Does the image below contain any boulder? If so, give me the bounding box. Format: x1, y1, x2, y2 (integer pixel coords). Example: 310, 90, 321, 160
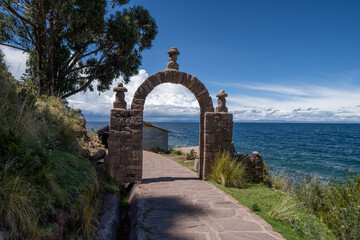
90, 149, 106, 161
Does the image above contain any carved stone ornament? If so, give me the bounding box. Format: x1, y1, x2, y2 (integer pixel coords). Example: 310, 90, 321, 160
113, 83, 128, 109
166, 47, 180, 70
216, 90, 228, 113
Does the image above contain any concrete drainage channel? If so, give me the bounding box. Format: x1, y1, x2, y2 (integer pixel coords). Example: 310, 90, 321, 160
95, 184, 133, 240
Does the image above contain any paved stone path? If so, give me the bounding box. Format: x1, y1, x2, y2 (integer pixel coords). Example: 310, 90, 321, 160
129, 151, 284, 240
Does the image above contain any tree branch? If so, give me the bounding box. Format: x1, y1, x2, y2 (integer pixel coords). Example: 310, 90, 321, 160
0, 42, 29, 52
2, 2, 34, 27
61, 49, 111, 98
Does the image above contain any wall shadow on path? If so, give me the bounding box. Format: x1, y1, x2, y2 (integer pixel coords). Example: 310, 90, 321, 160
129, 179, 211, 239
142, 176, 199, 183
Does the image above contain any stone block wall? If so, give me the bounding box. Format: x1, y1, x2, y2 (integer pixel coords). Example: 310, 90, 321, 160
233, 151, 264, 183
203, 112, 233, 179
108, 108, 143, 184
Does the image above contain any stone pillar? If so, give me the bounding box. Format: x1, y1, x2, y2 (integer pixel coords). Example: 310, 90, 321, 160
203, 90, 233, 179
108, 84, 143, 184
250, 151, 264, 183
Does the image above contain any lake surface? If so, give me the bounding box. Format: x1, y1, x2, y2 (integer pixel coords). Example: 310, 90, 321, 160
87, 122, 360, 179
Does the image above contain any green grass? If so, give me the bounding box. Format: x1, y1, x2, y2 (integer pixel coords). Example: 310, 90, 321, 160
160, 152, 197, 173
210, 180, 337, 240
175, 157, 196, 172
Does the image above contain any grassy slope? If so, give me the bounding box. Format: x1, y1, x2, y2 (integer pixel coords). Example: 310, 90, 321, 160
0, 52, 103, 238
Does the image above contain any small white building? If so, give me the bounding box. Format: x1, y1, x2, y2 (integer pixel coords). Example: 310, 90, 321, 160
143, 122, 170, 152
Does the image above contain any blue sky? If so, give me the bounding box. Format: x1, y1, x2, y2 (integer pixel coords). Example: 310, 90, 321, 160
2, 0, 360, 122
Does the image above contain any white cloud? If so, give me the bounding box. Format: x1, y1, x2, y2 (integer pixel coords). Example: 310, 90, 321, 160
1, 46, 28, 80
1, 45, 359, 122
68, 69, 201, 121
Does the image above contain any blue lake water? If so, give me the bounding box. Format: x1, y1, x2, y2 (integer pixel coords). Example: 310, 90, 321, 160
87, 122, 360, 180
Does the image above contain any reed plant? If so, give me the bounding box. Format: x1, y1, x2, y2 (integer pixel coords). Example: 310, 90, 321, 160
210, 151, 247, 188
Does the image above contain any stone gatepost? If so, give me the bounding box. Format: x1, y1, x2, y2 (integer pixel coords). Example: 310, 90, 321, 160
108, 83, 143, 184
203, 90, 233, 179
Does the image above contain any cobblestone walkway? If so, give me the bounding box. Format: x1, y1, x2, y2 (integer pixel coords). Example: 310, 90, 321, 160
129, 151, 284, 240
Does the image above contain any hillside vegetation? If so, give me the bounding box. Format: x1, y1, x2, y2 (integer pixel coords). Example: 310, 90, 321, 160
0, 51, 102, 239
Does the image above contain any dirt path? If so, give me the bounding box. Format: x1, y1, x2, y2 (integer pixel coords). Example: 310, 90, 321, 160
129, 151, 283, 240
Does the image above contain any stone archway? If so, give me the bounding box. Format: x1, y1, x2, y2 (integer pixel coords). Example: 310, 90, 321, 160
108, 48, 234, 184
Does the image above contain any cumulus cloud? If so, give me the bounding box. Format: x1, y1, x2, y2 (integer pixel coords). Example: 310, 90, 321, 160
68, 69, 201, 121
1, 45, 359, 122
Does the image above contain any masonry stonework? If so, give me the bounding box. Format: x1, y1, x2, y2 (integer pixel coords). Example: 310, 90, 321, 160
109, 47, 237, 184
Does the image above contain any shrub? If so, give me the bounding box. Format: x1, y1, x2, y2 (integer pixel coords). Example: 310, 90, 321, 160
295, 176, 328, 214
186, 149, 197, 160
269, 171, 294, 193
167, 147, 182, 155
150, 147, 164, 153
325, 170, 360, 239
209, 151, 247, 188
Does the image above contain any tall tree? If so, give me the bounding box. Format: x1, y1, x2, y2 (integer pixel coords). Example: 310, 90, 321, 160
0, 0, 157, 98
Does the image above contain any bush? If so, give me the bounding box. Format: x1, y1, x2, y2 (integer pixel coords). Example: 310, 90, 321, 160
278, 171, 360, 240
167, 147, 182, 155
186, 149, 197, 160
269, 171, 295, 193
209, 151, 247, 188
295, 176, 328, 214
325, 170, 360, 239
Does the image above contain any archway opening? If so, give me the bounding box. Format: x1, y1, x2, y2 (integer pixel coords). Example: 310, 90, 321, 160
142, 82, 202, 173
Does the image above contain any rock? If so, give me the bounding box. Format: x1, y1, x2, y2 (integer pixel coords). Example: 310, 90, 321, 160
194, 158, 200, 172
0, 230, 9, 240
95, 193, 120, 240
54, 140, 63, 146
90, 149, 106, 161
95, 163, 106, 174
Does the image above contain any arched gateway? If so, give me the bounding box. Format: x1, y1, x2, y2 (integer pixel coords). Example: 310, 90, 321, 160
108, 48, 234, 183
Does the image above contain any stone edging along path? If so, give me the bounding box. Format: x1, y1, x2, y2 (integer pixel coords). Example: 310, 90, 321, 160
128, 151, 284, 240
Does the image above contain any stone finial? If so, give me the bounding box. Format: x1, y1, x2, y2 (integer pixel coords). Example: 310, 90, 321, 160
113, 83, 128, 109
216, 90, 228, 113
166, 47, 180, 70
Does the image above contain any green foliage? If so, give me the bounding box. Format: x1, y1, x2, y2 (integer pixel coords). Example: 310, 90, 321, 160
0, 60, 97, 238
150, 147, 167, 154
325, 171, 360, 239
210, 151, 247, 188
269, 170, 360, 239
295, 176, 328, 215
167, 147, 182, 155
269, 171, 295, 193
0, 1, 158, 97
186, 149, 197, 160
